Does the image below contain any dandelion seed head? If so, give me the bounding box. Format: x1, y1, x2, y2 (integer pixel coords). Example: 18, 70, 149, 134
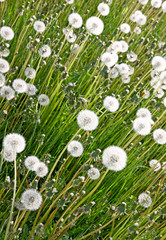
66, 0, 74, 4
0, 26, 14, 40
38, 94, 49, 106
33, 20, 46, 33
38, 45, 51, 58
162, 1, 166, 12
24, 156, 40, 171
68, 13, 83, 28
101, 52, 118, 68
67, 140, 84, 157
102, 146, 127, 171
77, 109, 99, 131
21, 189, 42, 211
134, 26, 141, 35
0, 48, 10, 57
88, 167, 100, 180
0, 58, 10, 73
118, 63, 129, 75
103, 96, 119, 112
138, 192, 152, 208
120, 23, 130, 34
149, 159, 161, 171
3, 133, 26, 153
35, 162, 48, 177
26, 83, 38, 96
97, 2, 110, 16
0, 85, 15, 100
138, 0, 148, 5
136, 108, 152, 119
133, 117, 151, 135
0, 73, 5, 87
12, 79, 27, 93
24, 67, 36, 79
127, 51, 137, 62
153, 129, 166, 145
152, 56, 166, 72
86, 16, 104, 35
151, 0, 162, 8
3, 147, 17, 162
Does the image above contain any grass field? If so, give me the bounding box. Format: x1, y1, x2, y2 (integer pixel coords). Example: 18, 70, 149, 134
0, 0, 166, 239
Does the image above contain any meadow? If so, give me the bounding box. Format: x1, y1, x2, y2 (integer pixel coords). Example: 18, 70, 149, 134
0, 0, 166, 239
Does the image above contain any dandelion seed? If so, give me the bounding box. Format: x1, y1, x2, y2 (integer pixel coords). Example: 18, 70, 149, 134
88, 167, 100, 180
3, 147, 17, 162
38, 45, 51, 58
152, 56, 166, 72
102, 146, 127, 171
38, 94, 49, 106
133, 117, 151, 135
33, 20, 46, 33
101, 52, 118, 68
21, 189, 42, 211
103, 96, 119, 112
127, 51, 137, 62
149, 159, 161, 171
3, 133, 26, 153
153, 129, 166, 145
68, 13, 83, 28
24, 67, 36, 79
24, 156, 40, 171
0, 26, 14, 40
35, 162, 48, 178
97, 2, 110, 16
162, 1, 166, 12
0, 58, 10, 73
86, 16, 104, 35
0, 73, 5, 87
26, 83, 38, 96
67, 140, 84, 157
77, 109, 99, 131
151, 0, 162, 8
12, 79, 27, 93
120, 23, 130, 34
138, 192, 152, 208
0, 86, 15, 100
138, 0, 148, 5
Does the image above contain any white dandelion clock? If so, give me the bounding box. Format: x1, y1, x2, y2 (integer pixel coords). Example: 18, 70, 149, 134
3, 147, 17, 162
0, 86, 15, 100
33, 20, 46, 33
151, 56, 166, 72
162, 1, 166, 12
25, 67, 36, 79
110, 41, 122, 53
108, 67, 119, 78
134, 27, 141, 35
88, 167, 100, 180
142, 90, 150, 99
21, 189, 42, 211
153, 129, 166, 145
86, 16, 104, 35
68, 13, 83, 29
38, 94, 49, 106
118, 63, 129, 75
38, 45, 51, 58
0, 73, 5, 87
3, 133, 26, 153
0, 48, 10, 57
26, 84, 38, 96
24, 156, 40, 171
121, 75, 130, 84
136, 108, 152, 119
101, 52, 118, 68
97, 2, 110, 16
154, 88, 164, 99
12, 79, 27, 93
136, 13, 147, 26
163, 97, 166, 107
102, 146, 127, 171
138, 0, 148, 5
0, 26, 14, 40
120, 23, 130, 34
138, 193, 152, 208
35, 162, 48, 178
66, 32, 77, 43
133, 117, 151, 135
0, 58, 10, 73
67, 140, 84, 157
149, 159, 161, 172
120, 41, 129, 53
103, 96, 119, 112
151, 0, 162, 8
77, 110, 99, 131
66, 0, 74, 4
127, 51, 137, 62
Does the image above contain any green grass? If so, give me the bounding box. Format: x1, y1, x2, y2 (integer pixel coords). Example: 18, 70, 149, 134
0, 0, 166, 239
